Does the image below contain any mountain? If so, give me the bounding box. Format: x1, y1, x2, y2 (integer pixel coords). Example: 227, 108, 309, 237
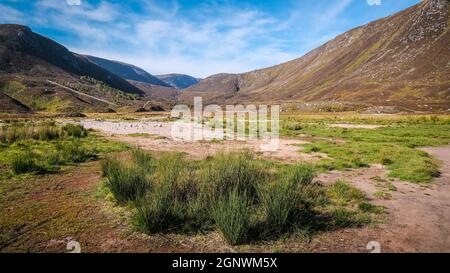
156, 74, 201, 89
0, 91, 31, 113
129, 80, 179, 101
181, 0, 450, 111
0, 24, 143, 95
85, 55, 172, 88
0, 24, 155, 113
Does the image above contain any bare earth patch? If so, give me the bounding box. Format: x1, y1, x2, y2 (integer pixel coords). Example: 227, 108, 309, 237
329, 124, 385, 129
109, 135, 325, 163
316, 146, 450, 252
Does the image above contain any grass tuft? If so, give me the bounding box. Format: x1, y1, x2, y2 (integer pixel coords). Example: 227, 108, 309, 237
212, 187, 250, 245
11, 152, 41, 174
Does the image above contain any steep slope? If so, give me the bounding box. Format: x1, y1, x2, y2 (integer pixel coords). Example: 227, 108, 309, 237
128, 80, 179, 101
156, 74, 201, 89
128, 80, 180, 111
181, 0, 450, 111
0, 91, 31, 113
85, 55, 172, 88
0, 24, 155, 113
0, 24, 143, 95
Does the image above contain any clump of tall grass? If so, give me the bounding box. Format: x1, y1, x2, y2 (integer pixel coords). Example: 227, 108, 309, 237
134, 153, 204, 232
102, 157, 150, 204
56, 141, 97, 163
203, 150, 262, 201
11, 152, 41, 174
134, 185, 173, 233
259, 164, 317, 228
63, 124, 88, 137
102, 148, 377, 245
0, 122, 88, 144
211, 187, 250, 245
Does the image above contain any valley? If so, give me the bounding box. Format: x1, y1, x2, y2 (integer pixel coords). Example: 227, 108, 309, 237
0, 0, 449, 255
0, 113, 449, 252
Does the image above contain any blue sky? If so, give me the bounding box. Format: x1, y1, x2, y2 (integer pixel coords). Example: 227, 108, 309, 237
0, 0, 421, 78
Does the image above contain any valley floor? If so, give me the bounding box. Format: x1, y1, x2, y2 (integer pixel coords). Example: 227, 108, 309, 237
1, 115, 450, 253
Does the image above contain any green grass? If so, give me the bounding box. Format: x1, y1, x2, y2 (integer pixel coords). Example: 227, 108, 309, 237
259, 164, 316, 228
323, 180, 384, 228
0, 122, 128, 177
326, 180, 365, 207
281, 117, 450, 183
102, 149, 382, 245
11, 152, 42, 174
127, 133, 153, 138
212, 188, 250, 245
373, 191, 392, 200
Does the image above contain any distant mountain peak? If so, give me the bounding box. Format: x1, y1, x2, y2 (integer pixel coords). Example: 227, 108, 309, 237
156, 74, 201, 89
84, 55, 172, 88
181, 0, 450, 111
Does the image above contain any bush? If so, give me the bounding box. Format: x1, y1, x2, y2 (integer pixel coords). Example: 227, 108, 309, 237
283, 121, 302, 131
212, 187, 250, 245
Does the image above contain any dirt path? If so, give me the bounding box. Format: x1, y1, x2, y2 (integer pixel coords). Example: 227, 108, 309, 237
317, 146, 450, 253
46, 80, 118, 107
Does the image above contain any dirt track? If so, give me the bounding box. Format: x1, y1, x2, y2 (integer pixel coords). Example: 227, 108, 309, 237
317, 146, 450, 252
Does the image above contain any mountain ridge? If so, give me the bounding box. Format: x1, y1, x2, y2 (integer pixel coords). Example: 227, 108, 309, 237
85, 55, 172, 88
181, 0, 450, 111
0, 24, 143, 95
156, 74, 201, 89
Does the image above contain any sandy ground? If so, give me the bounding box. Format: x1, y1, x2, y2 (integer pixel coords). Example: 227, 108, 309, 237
316, 146, 450, 252
329, 124, 384, 129
111, 135, 327, 163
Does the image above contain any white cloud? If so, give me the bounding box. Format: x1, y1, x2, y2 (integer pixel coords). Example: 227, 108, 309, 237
0, 0, 332, 78
0, 4, 25, 23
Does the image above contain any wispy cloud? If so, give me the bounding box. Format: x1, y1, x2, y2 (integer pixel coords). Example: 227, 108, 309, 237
0, 0, 421, 78
0, 4, 25, 23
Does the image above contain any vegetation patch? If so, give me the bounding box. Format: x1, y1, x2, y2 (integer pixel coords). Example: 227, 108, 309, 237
102, 149, 382, 246
281, 116, 450, 183
0, 122, 128, 177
